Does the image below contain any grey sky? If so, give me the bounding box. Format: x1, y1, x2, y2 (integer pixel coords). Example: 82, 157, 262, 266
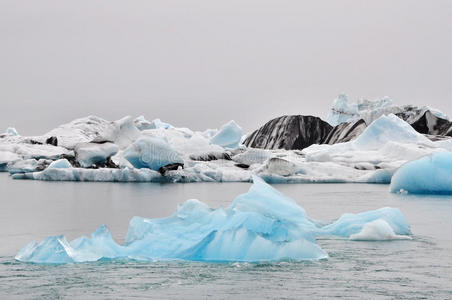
1, 0, 452, 135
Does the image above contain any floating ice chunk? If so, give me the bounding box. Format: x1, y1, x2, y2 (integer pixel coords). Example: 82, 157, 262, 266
75, 142, 119, 167
349, 219, 412, 241
123, 137, 184, 171
321, 207, 411, 237
211, 120, 243, 149
6, 127, 19, 136
48, 159, 72, 169
390, 152, 452, 194
16, 176, 411, 264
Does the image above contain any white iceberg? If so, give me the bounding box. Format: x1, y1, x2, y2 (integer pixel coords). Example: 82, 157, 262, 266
390, 151, 452, 195
15, 176, 411, 264
349, 219, 412, 241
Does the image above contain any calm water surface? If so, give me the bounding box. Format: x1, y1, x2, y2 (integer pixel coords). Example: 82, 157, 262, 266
0, 174, 451, 299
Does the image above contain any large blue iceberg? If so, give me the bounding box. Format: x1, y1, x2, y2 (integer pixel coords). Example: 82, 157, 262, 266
390, 151, 452, 195
16, 176, 411, 264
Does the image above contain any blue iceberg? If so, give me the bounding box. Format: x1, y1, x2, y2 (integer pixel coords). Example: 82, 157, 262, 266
16, 176, 411, 264
210, 120, 243, 149
390, 151, 452, 195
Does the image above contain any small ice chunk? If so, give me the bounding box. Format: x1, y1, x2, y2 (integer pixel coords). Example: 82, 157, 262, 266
350, 219, 412, 241
48, 159, 72, 169
6, 127, 19, 136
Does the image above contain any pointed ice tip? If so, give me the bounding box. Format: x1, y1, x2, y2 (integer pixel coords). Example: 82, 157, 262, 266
251, 174, 265, 184
92, 224, 112, 239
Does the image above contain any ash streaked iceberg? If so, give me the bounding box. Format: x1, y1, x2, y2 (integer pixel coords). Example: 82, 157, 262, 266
15, 176, 411, 264
390, 151, 452, 195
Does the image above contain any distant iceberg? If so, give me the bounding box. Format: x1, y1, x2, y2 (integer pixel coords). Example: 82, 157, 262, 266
16, 176, 411, 264
390, 152, 452, 195
326, 94, 449, 126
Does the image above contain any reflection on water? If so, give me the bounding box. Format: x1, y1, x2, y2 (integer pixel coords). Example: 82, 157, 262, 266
0, 174, 451, 298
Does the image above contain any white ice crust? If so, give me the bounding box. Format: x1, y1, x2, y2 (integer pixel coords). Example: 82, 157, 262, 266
1, 99, 451, 184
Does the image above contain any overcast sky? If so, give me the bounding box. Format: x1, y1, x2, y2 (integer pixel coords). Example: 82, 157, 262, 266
1, 0, 452, 135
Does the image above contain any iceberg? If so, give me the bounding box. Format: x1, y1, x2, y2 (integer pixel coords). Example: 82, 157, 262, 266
390, 152, 452, 195
210, 120, 243, 149
15, 176, 411, 264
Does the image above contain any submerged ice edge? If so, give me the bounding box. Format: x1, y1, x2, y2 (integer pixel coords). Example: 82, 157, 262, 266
15, 176, 411, 264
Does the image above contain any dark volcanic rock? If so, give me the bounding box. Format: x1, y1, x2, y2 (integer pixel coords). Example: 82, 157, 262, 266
189, 151, 232, 161
408, 110, 452, 136
323, 119, 367, 145
159, 163, 184, 176
243, 115, 333, 150
234, 163, 250, 169
46, 136, 58, 146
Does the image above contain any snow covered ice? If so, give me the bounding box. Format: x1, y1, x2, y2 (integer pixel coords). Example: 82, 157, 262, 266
15, 176, 411, 264
390, 151, 452, 195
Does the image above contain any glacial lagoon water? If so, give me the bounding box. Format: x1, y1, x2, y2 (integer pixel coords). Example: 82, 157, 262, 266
0, 174, 451, 299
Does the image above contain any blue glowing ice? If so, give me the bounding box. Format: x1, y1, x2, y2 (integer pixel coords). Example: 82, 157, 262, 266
16, 176, 411, 264
390, 151, 452, 195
